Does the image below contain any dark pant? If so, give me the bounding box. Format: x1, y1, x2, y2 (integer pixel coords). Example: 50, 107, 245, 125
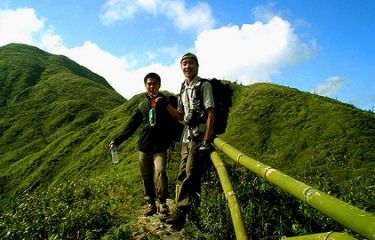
139, 151, 168, 203
175, 141, 202, 210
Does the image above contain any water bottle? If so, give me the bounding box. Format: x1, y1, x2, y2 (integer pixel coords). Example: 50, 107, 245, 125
111, 146, 119, 163
149, 108, 156, 127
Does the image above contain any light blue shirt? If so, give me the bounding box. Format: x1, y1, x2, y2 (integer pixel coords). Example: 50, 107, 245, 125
178, 76, 214, 142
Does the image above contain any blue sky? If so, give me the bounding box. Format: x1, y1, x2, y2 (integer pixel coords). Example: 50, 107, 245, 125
1, 0, 374, 111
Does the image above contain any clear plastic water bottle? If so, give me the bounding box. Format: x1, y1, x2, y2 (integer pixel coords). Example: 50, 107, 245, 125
111, 146, 119, 164
149, 108, 156, 127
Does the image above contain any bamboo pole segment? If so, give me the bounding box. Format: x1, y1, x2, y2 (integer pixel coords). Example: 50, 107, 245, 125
213, 137, 375, 240
210, 151, 248, 240
281, 231, 357, 240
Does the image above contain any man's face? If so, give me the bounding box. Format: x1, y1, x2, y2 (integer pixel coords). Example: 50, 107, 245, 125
180, 58, 198, 80
145, 78, 160, 97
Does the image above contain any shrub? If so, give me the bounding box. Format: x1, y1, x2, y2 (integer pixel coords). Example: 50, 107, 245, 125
0, 177, 128, 240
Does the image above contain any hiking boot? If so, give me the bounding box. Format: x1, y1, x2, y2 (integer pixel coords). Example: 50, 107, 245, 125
166, 208, 185, 227
159, 203, 170, 215
144, 202, 157, 216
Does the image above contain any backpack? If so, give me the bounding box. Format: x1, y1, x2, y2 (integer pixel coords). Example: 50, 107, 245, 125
181, 78, 233, 135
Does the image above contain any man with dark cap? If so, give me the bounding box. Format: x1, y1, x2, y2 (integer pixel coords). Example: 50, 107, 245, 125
166, 52, 215, 227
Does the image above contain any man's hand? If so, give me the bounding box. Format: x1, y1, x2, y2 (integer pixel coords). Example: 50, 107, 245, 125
156, 96, 168, 109
109, 140, 116, 150
199, 139, 212, 152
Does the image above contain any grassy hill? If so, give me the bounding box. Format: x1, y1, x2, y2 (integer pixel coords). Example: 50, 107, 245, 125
223, 83, 374, 189
0, 43, 126, 197
212, 83, 375, 238
0, 43, 374, 239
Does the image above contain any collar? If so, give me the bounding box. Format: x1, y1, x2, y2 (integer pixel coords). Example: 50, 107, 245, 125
146, 92, 161, 100
185, 75, 201, 87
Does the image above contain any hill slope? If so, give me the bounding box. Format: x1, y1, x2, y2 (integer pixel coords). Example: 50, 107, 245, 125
222, 83, 375, 191
0, 43, 125, 197
0, 44, 374, 239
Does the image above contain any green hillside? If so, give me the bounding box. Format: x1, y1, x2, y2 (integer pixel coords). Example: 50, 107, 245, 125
0, 43, 125, 195
223, 83, 375, 190
0, 44, 374, 239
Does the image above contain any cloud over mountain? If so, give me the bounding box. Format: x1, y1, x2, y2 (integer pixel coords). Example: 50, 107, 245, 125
1, 5, 316, 99
313, 76, 348, 96
0, 8, 43, 45
196, 16, 317, 84
100, 0, 215, 32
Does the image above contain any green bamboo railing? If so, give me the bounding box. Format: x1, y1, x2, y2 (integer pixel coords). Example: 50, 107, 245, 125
213, 137, 375, 240
281, 232, 357, 240
210, 151, 248, 240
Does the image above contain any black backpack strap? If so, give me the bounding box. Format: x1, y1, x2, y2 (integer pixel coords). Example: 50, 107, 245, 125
195, 78, 209, 108
179, 80, 186, 95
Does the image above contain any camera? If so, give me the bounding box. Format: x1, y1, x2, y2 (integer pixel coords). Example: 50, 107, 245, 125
185, 109, 198, 127
185, 109, 207, 127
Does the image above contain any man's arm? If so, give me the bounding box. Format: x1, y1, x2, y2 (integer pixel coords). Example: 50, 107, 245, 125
200, 81, 215, 141
110, 110, 142, 148
203, 107, 215, 141
166, 104, 184, 121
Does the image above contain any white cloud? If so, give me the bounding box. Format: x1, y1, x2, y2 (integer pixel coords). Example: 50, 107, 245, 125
39, 39, 163, 99
164, 1, 214, 32
313, 76, 348, 96
0, 7, 180, 99
0, 8, 44, 45
195, 16, 317, 83
40, 30, 64, 49
100, 0, 215, 32
100, 0, 145, 24
0, 6, 317, 100
252, 2, 278, 22
146, 44, 180, 63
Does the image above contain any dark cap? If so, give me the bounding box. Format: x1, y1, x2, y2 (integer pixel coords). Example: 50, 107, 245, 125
180, 52, 199, 66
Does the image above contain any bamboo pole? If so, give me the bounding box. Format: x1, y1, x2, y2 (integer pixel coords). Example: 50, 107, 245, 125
213, 138, 375, 240
210, 151, 248, 240
281, 231, 357, 240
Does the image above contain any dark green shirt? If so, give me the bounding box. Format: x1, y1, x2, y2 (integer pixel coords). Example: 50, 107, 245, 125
113, 93, 174, 152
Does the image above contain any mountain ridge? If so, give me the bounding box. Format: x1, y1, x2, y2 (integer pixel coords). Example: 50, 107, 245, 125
0, 43, 126, 196
225, 82, 374, 180
0, 43, 374, 239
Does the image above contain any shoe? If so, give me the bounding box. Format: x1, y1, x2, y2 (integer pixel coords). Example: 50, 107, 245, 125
166, 208, 185, 227
144, 202, 157, 216
159, 203, 169, 215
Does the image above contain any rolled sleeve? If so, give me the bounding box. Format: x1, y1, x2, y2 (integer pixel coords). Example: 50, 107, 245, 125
201, 81, 215, 110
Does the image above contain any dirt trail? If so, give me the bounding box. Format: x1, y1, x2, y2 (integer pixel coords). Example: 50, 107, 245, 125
131, 199, 188, 240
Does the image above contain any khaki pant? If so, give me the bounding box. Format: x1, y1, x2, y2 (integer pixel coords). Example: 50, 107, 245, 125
175, 141, 202, 210
139, 151, 168, 203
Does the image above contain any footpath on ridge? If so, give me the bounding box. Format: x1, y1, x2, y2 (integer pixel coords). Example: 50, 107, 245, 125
131, 199, 188, 240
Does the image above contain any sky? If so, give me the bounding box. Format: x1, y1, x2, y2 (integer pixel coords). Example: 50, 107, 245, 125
0, 0, 374, 111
